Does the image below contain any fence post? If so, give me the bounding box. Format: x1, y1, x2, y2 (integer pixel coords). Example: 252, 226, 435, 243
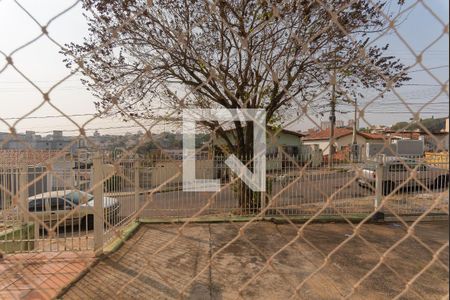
134, 156, 140, 220
93, 153, 104, 255
19, 161, 29, 223
261, 190, 266, 217
374, 161, 384, 221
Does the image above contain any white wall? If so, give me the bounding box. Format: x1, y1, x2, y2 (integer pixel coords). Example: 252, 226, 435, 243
303, 135, 370, 156
303, 140, 330, 155
396, 139, 424, 156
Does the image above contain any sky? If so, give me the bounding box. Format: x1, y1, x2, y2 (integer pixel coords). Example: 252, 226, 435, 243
0, 0, 448, 136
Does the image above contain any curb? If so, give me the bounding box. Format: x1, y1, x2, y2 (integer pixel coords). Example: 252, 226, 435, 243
138, 214, 370, 224
102, 221, 141, 254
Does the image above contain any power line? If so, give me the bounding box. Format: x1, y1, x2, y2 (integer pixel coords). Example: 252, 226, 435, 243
403, 83, 445, 87
1, 105, 447, 121
2, 113, 96, 121
407, 65, 449, 73
0, 77, 84, 84
29, 124, 156, 135
364, 111, 448, 114
344, 101, 449, 107
1, 108, 174, 121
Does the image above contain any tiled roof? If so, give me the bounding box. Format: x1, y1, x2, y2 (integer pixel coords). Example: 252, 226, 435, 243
276, 128, 305, 138
303, 128, 384, 141
358, 132, 385, 140
303, 128, 351, 141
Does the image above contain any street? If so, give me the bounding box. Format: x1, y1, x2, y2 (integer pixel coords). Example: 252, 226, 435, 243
121, 171, 375, 218
108, 169, 447, 219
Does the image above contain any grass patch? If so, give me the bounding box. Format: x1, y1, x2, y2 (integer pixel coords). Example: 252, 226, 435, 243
0, 223, 35, 253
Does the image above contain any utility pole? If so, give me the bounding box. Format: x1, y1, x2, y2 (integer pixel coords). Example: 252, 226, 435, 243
351, 98, 358, 162
329, 67, 336, 169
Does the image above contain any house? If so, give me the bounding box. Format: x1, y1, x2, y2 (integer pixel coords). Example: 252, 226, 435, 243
302, 127, 384, 157
383, 130, 421, 141
371, 128, 448, 152
380, 127, 448, 152
212, 128, 305, 158
367, 124, 389, 133
266, 129, 306, 157
321, 120, 345, 130
432, 117, 450, 151
420, 132, 448, 152
212, 128, 319, 170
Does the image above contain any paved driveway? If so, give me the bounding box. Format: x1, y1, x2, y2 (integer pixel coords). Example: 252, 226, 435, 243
61, 221, 449, 299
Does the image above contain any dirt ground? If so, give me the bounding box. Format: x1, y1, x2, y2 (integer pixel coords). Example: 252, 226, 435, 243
61, 221, 449, 300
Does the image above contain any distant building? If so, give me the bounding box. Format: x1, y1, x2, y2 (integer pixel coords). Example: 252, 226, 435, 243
302, 127, 384, 156
368, 128, 448, 152
366, 139, 425, 158
51, 130, 63, 139
420, 132, 448, 152
320, 120, 345, 130
213, 128, 305, 157
367, 125, 389, 134
0, 130, 81, 154
384, 130, 421, 141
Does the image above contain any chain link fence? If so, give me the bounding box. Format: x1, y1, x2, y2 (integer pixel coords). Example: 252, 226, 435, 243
0, 0, 448, 299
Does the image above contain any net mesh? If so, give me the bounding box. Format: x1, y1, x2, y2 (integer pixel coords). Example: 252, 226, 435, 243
0, 0, 448, 299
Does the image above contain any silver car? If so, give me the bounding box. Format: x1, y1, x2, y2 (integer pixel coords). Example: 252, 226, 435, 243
26, 190, 119, 229
358, 158, 449, 195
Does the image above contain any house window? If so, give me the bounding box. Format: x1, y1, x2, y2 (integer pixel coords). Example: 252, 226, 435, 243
267, 146, 278, 157
283, 146, 299, 156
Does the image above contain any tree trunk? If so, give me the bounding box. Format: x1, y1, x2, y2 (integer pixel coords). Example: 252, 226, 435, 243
233, 122, 263, 214
237, 180, 262, 215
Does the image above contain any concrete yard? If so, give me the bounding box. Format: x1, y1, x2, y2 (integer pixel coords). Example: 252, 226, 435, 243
0, 251, 94, 299
61, 221, 449, 299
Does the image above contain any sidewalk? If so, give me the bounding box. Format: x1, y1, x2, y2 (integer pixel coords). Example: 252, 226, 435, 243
0, 251, 94, 299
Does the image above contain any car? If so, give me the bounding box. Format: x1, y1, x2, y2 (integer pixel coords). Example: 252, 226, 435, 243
358, 158, 449, 195
26, 190, 119, 229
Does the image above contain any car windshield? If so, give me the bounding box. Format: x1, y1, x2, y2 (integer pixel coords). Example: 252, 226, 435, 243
64, 191, 93, 205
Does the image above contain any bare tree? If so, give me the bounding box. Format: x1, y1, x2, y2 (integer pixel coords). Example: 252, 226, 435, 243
65, 0, 409, 212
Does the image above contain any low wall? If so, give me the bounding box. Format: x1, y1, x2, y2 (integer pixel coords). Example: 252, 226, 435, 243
150, 160, 214, 187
